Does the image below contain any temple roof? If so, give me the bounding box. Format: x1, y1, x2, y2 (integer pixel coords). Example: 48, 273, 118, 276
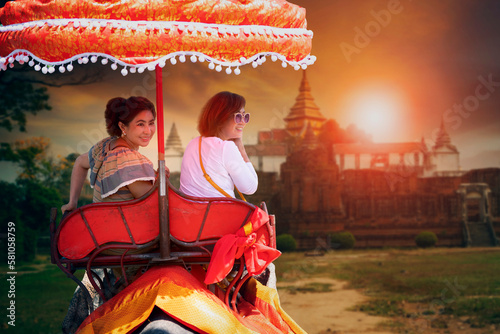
284, 70, 326, 122
300, 121, 318, 149
433, 119, 458, 152
165, 123, 184, 154
334, 142, 425, 154
258, 128, 290, 144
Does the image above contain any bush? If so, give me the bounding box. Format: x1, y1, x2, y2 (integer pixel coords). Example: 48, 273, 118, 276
415, 231, 438, 248
330, 231, 356, 249
18, 224, 38, 262
276, 234, 297, 252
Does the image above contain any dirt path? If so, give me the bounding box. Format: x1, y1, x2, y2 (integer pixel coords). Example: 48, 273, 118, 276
278, 277, 392, 334
276, 248, 500, 334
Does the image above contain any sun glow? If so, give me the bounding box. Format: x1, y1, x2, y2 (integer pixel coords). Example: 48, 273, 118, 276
345, 85, 406, 142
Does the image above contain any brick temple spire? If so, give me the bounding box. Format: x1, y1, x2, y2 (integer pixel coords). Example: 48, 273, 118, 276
165, 123, 184, 155
301, 121, 318, 149
284, 70, 326, 137
433, 119, 457, 152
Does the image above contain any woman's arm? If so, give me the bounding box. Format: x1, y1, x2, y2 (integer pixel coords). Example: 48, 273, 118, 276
224, 141, 258, 194
61, 153, 90, 214
230, 137, 250, 162
127, 165, 169, 198
127, 181, 154, 199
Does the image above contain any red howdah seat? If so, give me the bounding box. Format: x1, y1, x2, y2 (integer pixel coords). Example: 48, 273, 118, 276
50, 179, 276, 312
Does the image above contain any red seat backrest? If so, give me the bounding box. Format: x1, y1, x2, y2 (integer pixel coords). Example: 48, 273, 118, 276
169, 188, 254, 242
57, 182, 256, 260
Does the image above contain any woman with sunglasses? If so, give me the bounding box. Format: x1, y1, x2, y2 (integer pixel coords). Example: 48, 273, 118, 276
180, 91, 257, 199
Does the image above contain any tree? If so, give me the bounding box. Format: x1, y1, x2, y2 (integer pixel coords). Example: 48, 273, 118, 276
0, 76, 51, 132
276, 234, 297, 252
0, 137, 69, 203
0, 181, 35, 262
344, 124, 372, 143
0, 137, 66, 261
50, 151, 94, 206
329, 231, 356, 249
17, 178, 62, 232
55, 152, 80, 201
415, 231, 438, 248
0, 181, 22, 225
0, 178, 61, 262
0, 63, 103, 132
318, 119, 372, 145
0, 56, 104, 259
0, 137, 52, 182
0, 138, 65, 222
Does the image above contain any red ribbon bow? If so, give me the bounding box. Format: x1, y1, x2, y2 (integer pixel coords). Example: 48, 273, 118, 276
204, 208, 281, 285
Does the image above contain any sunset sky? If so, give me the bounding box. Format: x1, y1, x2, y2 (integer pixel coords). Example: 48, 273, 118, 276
1, 0, 500, 181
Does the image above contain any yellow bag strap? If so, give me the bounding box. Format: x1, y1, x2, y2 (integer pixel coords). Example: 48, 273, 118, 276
199, 136, 246, 201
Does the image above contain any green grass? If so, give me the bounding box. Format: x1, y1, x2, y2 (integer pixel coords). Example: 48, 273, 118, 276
1, 248, 499, 333
443, 297, 500, 327
279, 282, 333, 294
274, 248, 500, 329
0, 255, 81, 334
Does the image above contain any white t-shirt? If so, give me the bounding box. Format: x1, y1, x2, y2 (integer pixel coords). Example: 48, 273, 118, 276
180, 136, 258, 198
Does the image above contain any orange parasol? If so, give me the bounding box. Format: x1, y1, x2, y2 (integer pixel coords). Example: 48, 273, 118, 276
0, 0, 315, 259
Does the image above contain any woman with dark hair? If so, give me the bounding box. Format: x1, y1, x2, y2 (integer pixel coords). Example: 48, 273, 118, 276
61, 96, 162, 213
60, 96, 168, 334
180, 91, 257, 198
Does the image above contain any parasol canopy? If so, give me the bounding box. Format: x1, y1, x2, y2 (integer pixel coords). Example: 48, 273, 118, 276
0, 0, 315, 75
0, 0, 316, 260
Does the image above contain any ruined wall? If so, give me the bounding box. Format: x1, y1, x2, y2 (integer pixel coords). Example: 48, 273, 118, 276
252, 156, 500, 249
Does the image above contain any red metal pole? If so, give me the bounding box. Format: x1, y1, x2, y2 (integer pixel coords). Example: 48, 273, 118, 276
156, 65, 165, 160
156, 64, 170, 259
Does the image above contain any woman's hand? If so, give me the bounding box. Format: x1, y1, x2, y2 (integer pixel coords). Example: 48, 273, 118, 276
230, 137, 244, 150
230, 138, 250, 162
61, 201, 77, 215
63, 153, 90, 215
